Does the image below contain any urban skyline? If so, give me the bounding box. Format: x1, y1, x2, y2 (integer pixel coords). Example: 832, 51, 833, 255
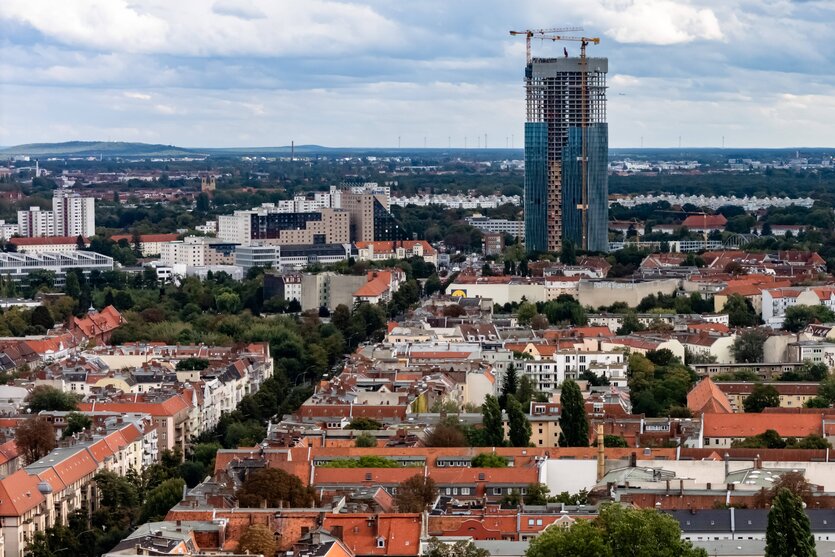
1, 1, 834, 149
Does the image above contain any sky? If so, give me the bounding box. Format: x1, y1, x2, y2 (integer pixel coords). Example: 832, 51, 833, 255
1, 0, 834, 149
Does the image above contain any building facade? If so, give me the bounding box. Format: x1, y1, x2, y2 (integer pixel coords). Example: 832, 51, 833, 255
523, 56, 608, 252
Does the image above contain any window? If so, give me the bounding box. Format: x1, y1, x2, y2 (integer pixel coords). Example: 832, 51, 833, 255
528, 519, 534, 526
493, 487, 502, 495
461, 487, 470, 495
377, 538, 385, 548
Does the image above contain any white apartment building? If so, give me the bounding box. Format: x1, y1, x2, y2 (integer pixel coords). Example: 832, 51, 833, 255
17, 191, 95, 237
465, 214, 525, 239
762, 287, 835, 328
159, 236, 237, 267
0, 220, 18, 240
523, 351, 627, 391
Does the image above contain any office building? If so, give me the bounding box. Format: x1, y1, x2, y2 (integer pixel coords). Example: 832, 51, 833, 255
159, 236, 238, 267
235, 243, 353, 271
523, 55, 608, 252
217, 207, 349, 246
0, 251, 113, 284
17, 191, 96, 238
466, 214, 525, 239
340, 191, 404, 243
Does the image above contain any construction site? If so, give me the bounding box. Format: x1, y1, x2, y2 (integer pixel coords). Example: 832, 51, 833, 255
512, 28, 609, 253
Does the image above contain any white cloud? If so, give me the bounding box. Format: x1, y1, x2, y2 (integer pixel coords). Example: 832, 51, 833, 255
124, 92, 152, 100
596, 0, 723, 45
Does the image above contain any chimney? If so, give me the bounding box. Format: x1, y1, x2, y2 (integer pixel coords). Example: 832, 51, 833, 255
629, 452, 637, 468
596, 423, 605, 480
724, 452, 730, 478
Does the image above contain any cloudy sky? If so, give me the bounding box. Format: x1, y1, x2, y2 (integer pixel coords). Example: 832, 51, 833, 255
1, 0, 834, 148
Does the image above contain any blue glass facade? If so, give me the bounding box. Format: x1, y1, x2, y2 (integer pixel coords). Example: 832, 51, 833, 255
561, 124, 609, 252
524, 122, 549, 252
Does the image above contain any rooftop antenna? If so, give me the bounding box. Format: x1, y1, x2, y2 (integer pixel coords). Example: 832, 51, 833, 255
291, 140, 295, 161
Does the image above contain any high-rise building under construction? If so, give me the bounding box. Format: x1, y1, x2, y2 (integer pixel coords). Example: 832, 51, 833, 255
523, 55, 608, 253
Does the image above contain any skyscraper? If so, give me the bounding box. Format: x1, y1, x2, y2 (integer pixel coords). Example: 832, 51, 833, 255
523, 55, 608, 252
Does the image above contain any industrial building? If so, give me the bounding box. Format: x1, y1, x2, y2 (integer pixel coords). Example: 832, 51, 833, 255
520, 34, 608, 253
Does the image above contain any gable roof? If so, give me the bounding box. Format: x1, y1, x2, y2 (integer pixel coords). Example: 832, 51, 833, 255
0, 470, 45, 517
702, 412, 822, 438
687, 378, 733, 416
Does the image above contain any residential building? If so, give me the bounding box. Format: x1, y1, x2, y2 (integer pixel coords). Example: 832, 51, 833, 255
0, 220, 18, 240
523, 54, 608, 252
466, 214, 525, 239
218, 207, 349, 246
355, 240, 437, 266
110, 233, 180, 257
482, 232, 504, 256
8, 236, 84, 254
340, 191, 404, 242
18, 191, 95, 238
299, 272, 368, 312
159, 236, 237, 267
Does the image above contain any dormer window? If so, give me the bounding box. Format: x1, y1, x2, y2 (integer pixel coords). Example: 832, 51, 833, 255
377, 537, 385, 548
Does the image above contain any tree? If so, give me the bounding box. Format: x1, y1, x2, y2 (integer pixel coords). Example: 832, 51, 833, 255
30, 305, 54, 330
140, 478, 186, 523
516, 375, 537, 408
113, 290, 134, 311
506, 396, 531, 447
527, 517, 612, 557
215, 291, 241, 313
500, 363, 518, 409
481, 395, 505, 447
523, 482, 551, 505
743, 383, 780, 413
560, 240, 577, 265
62, 411, 92, 438
355, 432, 377, 448
394, 474, 437, 513
424, 538, 489, 557
27, 385, 79, 412
517, 302, 537, 326
347, 417, 383, 430
195, 192, 211, 212
64, 271, 82, 300
237, 524, 277, 557
765, 488, 816, 557
596, 504, 707, 557
784, 304, 835, 333
236, 468, 314, 508
471, 453, 507, 467
603, 435, 628, 448
731, 328, 769, 363
724, 294, 759, 327
559, 379, 588, 447
16, 417, 56, 465
424, 421, 467, 447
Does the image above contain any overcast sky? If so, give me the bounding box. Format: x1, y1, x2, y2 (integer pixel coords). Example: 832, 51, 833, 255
1, 0, 834, 149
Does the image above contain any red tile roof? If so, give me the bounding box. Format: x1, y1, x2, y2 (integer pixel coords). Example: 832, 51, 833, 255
687, 378, 733, 416
110, 233, 180, 243
682, 214, 727, 228
355, 271, 396, 298
9, 236, 87, 246
72, 305, 123, 338
322, 514, 421, 556
0, 470, 46, 517
702, 412, 823, 438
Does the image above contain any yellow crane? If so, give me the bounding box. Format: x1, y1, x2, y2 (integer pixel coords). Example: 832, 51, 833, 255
509, 27, 583, 64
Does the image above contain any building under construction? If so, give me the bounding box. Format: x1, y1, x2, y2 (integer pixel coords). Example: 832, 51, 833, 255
522, 51, 609, 253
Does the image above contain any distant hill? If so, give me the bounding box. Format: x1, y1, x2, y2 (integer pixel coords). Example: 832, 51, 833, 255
0, 141, 201, 157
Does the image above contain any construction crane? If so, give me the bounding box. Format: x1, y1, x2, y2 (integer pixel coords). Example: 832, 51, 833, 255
509, 27, 583, 64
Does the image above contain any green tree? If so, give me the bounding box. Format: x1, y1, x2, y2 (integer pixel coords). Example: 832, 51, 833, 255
139, 478, 185, 523
424, 538, 490, 557
394, 475, 437, 513
481, 395, 505, 447
596, 504, 707, 557
784, 304, 835, 333
215, 291, 241, 313
743, 383, 780, 413
731, 328, 769, 363
64, 271, 82, 300
355, 432, 377, 448
516, 375, 538, 408
347, 417, 383, 430
765, 488, 816, 557
517, 302, 537, 326
560, 240, 577, 265
237, 468, 314, 508
62, 411, 92, 438
523, 482, 551, 505
506, 395, 531, 447
471, 453, 507, 468
603, 435, 628, 448
500, 363, 518, 409
27, 385, 79, 412
424, 421, 468, 447
527, 517, 612, 557
237, 524, 277, 557
724, 294, 759, 327
559, 379, 588, 447
30, 305, 55, 330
